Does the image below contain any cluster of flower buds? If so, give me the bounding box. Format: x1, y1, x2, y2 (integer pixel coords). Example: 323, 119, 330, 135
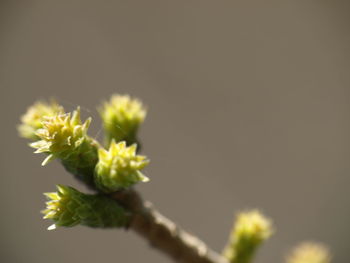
19, 95, 333, 263
286, 242, 331, 263
19, 94, 149, 229
223, 210, 273, 263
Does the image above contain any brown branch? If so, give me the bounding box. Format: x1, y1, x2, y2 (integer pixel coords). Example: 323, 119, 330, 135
111, 189, 228, 263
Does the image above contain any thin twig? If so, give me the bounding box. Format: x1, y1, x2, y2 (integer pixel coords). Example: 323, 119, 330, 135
111, 189, 228, 263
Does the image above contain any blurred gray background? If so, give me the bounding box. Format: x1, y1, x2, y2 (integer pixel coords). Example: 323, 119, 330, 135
0, 1, 349, 262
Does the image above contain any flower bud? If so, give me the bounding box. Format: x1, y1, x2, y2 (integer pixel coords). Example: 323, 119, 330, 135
31, 107, 90, 164
287, 242, 331, 263
223, 210, 273, 263
18, 100, 64, 140
31, 107, 99, 187
95, 140, 149, 192
99, 94, 146, 146
42, 185, 130, 230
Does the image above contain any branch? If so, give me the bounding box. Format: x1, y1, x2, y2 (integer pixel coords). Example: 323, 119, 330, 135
21, 97, 333, 263
111, 189, 228, 263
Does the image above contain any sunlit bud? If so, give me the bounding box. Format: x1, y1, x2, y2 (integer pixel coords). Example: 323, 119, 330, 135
95, 140, 149, 192
99, 94, 146, 146
18, 100, 64, 140
42, 185, 130, 230
223, 210, 273, 263
286, 242, 331, 263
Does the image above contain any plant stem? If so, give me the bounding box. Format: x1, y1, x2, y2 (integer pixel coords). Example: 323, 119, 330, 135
111, 189, 228, 263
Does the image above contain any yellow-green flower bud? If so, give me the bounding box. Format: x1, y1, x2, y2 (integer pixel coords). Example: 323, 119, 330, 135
18, 100, 64, 140
95, 140, 149, 193
42, 185, 130, 230
223, 210, 273, 263
31, 108, 99, 187
286, 242, 331, 263
99, 94, 146, 147
31, 107, 90, 163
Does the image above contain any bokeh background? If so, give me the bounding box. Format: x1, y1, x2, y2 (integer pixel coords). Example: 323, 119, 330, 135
1, 1, 349, 262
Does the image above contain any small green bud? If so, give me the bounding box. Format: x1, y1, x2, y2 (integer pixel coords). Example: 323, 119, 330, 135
31, 108, 99, 187
223, 210, 273, 263
95, 140, 149, 193
18, 100, 64, 140
42, 185, 130, 230
286, 242, 331, 263
99, 94, 146, 146
30, 107, 91, 165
